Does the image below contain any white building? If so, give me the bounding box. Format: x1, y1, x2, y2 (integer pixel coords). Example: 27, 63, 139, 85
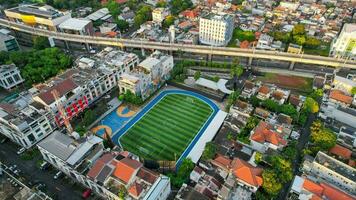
330, 23, 356, 59
32, 48, 139, 127
37, 131, 171, 200
119, 51, 173, 99
302, 151, 356, 196
152, 7, 170, 23
0, 64, 24, 90
0, 92, 54, 149
0, 32, 20, 52
58, 18, 94, 36
256, 34, 274, 50
199, 13, 234, 46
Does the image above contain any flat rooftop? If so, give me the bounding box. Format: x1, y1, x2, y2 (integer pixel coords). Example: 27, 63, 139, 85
6, 4, 65, 19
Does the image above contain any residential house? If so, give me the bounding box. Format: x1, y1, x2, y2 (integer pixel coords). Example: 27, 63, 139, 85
250, 121, 288, 153
301, 151, 356, 196
289, 94, 305, 111
230, 100, 253, 118
254, 107, 270, 120
329, 89, 353, 107
0, 93, 54, 149
241, 81, 258, 99
271, 88, 290, 105
313, 75, 326, 90
290, 175, 355, 200
231, 158, 263, 192
256, 85, 271, 100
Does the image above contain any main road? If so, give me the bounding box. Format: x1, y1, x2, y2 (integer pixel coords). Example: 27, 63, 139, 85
1, 18, 356, 69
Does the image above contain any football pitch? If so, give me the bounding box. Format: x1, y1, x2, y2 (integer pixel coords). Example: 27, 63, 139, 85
119, 93, 213, 161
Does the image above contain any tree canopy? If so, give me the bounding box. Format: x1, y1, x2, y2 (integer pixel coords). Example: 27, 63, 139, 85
261, 170, 282, 197
201, 142, 217, 161
351, 87, 356, 95
134, 5, 152, 27
33, 36, 50, 50
170, 0, 193, 15
310, 120, 337, 152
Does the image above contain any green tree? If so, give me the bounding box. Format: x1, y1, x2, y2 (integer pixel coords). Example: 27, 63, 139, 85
310, 121, 337, 152
294, 35, 306, 45
83, 109, 96, 127
163, 15, 175, 28
134, 5, 152, 27
351, 87, 356, 95
309, 89, 323, 101
201, 142, 217, 161
305, 37, 321, 48
33, 36, 50, 50
194, 70, 201, 80
255, 152, 263, 164
115, 19, 129, 32
105, 0, 121, 19
292, 24, 306, 36
303, 97, 319, 113
262, 170, 282, 197
282, 141, 297, 161
272, 31, 291, 43
230, 65, 243, 78
250, 95, 261, 107
118, 185, 127, 199
170, 0, 193, 15
269, 156, 293, 183
156, 0, 167, 7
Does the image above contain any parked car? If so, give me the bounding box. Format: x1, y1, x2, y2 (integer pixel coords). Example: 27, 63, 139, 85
40, 162, 50, 170
16, 147, 26, 155
82, 189, 92, 199
54, 171, 63, 180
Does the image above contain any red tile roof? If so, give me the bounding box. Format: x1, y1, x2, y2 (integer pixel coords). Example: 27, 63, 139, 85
303, 178, 355, 200
136, 168, 158, 184
211, 154, 232, 170
251, 121, 287, 146
181, 10, 198, 18
128, 182, 143, 198
329, 144, 352, 159
87, 153, 114, 179
113, 158, 142, 184
240, 40, 250, 48
231, 159, 263, 187
37, 79, 77, 105
258, 85, 270, 94
329, 90, 353, 105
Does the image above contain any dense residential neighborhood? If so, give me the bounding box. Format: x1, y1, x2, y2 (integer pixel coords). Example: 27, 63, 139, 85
0, 0, 355, 200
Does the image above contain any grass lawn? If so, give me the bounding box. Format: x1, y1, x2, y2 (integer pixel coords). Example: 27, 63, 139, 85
120, 94, 213, 161
303, 42, 331, 57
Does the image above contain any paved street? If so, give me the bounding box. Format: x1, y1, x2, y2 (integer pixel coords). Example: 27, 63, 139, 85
0, 140, 97, 200
277, 112, 316, 200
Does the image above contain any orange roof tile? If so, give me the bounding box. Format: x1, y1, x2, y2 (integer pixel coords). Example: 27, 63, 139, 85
321, 183, 355, 200
251, 121, 287, 146
231, 159, 263, 187
240, 40, 250, 48
329, 90, 353, 105
303, 179, 324, 196
258, 86, 270, 94
113, 158, 142, 184
128, 182, 143, 198
212, 154, 232, 170
329, 144, 352, 159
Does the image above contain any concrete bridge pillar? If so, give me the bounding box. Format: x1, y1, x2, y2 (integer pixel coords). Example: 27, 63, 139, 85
248, 57, 253, 66
63, 40, 70, 50
289, 61, 295, 70
141, 48, 145, 56
207, 54, 212, 62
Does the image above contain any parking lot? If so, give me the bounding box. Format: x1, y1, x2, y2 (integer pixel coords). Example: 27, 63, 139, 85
0, 137, 102, 200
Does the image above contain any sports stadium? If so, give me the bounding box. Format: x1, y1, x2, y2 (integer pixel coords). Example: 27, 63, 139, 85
109, 90, 227, 167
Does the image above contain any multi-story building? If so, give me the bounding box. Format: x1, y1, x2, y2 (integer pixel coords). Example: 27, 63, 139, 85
0, 92, 54, 149
119, 51, 173, 99
58, 18, 94, 36
330, 23, 356, 59
152, 7, 170, 23
5, 4, 71, 31
199, 13, 234, 46
0, 32, 20, 52
333, 72, 356, 95
32, 48, 139, 127
256, 34, 274, 50
0, 64, 24, 90
38, 131, 171, 200
302, 151, 356, 196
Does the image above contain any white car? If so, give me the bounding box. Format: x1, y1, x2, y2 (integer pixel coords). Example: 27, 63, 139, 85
16, 148, 26, 155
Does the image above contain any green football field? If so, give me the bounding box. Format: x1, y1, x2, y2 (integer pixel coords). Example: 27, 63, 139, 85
119, 94, 213, 161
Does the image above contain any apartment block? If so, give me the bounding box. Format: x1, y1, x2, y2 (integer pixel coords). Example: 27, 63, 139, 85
0, 32, 20, 52
0, 92, 54, 149
0, 64, 24, 90
330, 23, 356, 59
302, 151, 356, 196
199, 13, 234, 46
